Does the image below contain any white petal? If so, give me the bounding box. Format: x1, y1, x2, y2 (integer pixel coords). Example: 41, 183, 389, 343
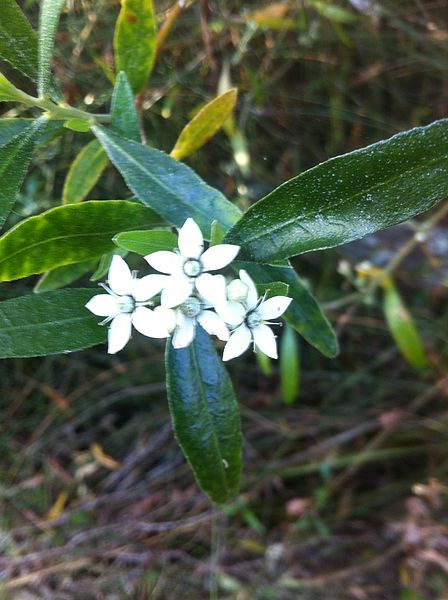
195, 273, 227, 307
222, 324, 251, 361
85, 294, 119, 317
144, 251, 182, 275
197, 310, 229, 341
107, 313, 132, 354
132, 306, 171, 338
172, 314, 196, 349
107, 255, 134, 296
153, 306, 177, 332
239, 270, 258, 310
160, 276, 193, 308
200, 244, 240, 272
258, 296, 292, 320
253, 324, 278, 359
216, 301, 246, 327
178, 218, 204, 259
133, 274, 168, 302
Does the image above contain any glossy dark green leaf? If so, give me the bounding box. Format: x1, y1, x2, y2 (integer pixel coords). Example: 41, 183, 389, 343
237, 261, 339, 358
256, 281, 289, 299
0, 118, 47, 229
0, 0, 38, 81
383, 279, 428, 370
62, 139, 109, 204
280, 326, 300, 405
38, 0, 66, 97
226, 119, 448, 262
0, 118, 63, 148
0, 200, 163, 282
114, 229, 177, 255
93, 126, 241, 236
166, 326, 242, 504
111, 72, 141, 142
113, 0, 157, 94
34, 260, 97, 293
0, 289, 106, 358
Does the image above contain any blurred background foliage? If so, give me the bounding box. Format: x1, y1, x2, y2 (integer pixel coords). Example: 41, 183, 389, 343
0, 0, 448, 598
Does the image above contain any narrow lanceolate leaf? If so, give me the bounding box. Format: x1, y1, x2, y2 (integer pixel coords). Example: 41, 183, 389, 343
0, 118, 47, 229
114, 230, 177, 255
111, 72, 141, 142
0, 289, 106, 358
38, 0, 66, 97
34, 260, 97, 293
166, 326, 242, 504
62, 140, 109, 204
0, 0, 38, 81
0, 200, 163, 282
256, 282, 289, 299
226, 119, 448, 262
113, 0, 157, 94
171, 89, 238, 161
237, 262, 339, 358
280, 326, 300, 405
93, 126, 242, 236
383, 279, 428, 370
90, 248, 127, 281
0, 119, 64, 149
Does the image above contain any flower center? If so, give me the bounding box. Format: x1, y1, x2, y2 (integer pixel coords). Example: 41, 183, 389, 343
117, 295, 135, 313
180, 297, 202, 318
246, 310, 262, 329
183, 258, 202, 278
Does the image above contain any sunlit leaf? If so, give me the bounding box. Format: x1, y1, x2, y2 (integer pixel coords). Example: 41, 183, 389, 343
114, 229, 177, 255
170, 89, 238, 161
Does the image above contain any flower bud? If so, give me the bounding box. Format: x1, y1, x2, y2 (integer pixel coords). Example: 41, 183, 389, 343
227, 279, 249, 303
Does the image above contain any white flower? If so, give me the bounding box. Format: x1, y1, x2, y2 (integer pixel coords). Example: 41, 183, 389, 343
85, 255, 170, 354
221, 270, 292, 361
144, 218, 240, 308
153, 295, 230, 349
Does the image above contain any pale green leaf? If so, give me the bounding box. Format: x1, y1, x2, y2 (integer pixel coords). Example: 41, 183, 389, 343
62, 139, 109, 204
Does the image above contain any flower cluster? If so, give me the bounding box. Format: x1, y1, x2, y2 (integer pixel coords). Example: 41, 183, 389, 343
86, 218, 292, 360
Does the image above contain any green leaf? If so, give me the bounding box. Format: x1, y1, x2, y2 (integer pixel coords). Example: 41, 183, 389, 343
62, 139, 109, 204
383, 279, 428, 370
256, 281, 289, 299
0, 0, 38, 81
34, 260, 97, 293
280, 326, 300, 405
38, 0, 66, 97
63, 118, 91, 133
0, 200, 163, 282
114, 229, 177, 255
166, 325, 242, 504
237, 262, 339, 358
0, 289, 106, 358
111, 71, 141, 142
93, 126, 242, 236
170, 89, 238, 161
0, 72, 23, 102
113, 0, 157, 94
0, 118, 63, 148
0, 117, 47, 229
225, 119, 448, 262
210, 220, 225, 246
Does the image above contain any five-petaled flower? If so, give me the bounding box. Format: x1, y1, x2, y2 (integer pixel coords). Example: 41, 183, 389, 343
85, 255, 170, 354
144, 217, 240, 308
220, 270, 292, 361
152, 290, 230, 349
